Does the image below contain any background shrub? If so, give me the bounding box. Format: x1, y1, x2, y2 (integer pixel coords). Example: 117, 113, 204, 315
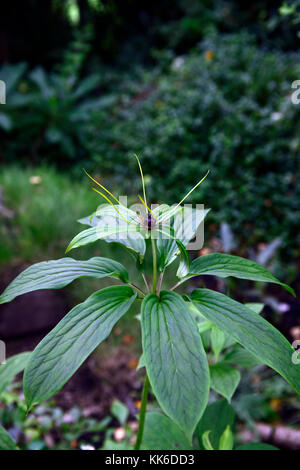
89, 33, 300, 255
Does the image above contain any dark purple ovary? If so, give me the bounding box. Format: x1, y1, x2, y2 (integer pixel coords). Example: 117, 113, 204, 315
144, 213, 156, 230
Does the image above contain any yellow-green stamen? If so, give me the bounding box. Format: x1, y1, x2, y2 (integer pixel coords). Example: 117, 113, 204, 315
84, 169, 127, 208
92, 188, 132, 225
161, 170, 210, 222
134, 154, 148, 209
138, 195, 156, 219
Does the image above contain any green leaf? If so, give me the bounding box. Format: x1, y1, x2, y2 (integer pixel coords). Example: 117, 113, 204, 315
236, 442, 278, 450
196, 399, 235, 450
0, 257, 129, 304
66, 224, 143, 254
175, 240, 191, 279
198, 320, 214, 334
152, 204, 176, 220
224, 346, 262, 368
73, 73, 100, 99
154, 204, 184, 222
156, 228, 191, 278
141, 291, 210, 440
111, 400, 129, 426
210, 363, 241, 402
202, 430, 214, 450
78, 206, 146, 258
136, 353, 145, 370
93, 203, 139, 225
24, 286, 136, 408
142, 413, 192, 450
157, 207, 209, 271
191, 289, 300, 394
219, 425, 234, 450
210, 326, 226, 360
0, 425, 18, 450
0, 352, 31, 394
188, 253, 295, 296
244, 303, 264, 314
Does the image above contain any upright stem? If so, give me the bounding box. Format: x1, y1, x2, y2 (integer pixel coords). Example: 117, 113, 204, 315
157, 270, 164, 293
135, 236, 158, 450
170, 278, 187, 291
128, 282, 146, 297
142, 273, 150, 293
151, 236, 158, 293
134, 374, 150, 450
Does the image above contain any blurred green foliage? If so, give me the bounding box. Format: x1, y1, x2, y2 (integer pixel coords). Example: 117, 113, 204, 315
0, 1, 299, 451
1, 1, 298, 67
1, 0, 300, 265
0, 385, 132, 450
0, 27, 100, 165
90, 33, 300, 255
1, 32, 300, 257
0, 167, 97, 264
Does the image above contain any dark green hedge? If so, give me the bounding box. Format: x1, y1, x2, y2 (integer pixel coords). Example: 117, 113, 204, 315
89, 33, 300, 253
1, 33, 299, 254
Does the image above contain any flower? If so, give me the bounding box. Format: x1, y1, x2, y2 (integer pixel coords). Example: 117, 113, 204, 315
84, 155, 209, 236
66, 156, 210, 269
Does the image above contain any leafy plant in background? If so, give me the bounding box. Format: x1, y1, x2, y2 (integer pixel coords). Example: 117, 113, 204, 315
0, 352, 30, 450
0, 26, 101, 164
89, 32, 300, 257
0, 355, 132, 450
142, 399, 278, 451
0, 159, 298, 450
0, 166, 97, 264
279, 1, 300, 23
1, 32, 300, 256
0, 63, 31, 133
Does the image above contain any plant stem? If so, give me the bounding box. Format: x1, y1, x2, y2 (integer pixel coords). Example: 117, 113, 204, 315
128, 282, 146, 297
151, 236, 158, 293
142, 273, 150, 293
157, 270, 164, 293
170, 279, 186, 291
135, 236, 158, 450
134, 373, 150, 450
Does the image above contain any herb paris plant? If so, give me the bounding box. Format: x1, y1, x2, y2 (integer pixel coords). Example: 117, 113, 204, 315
0, 158, 297, 450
